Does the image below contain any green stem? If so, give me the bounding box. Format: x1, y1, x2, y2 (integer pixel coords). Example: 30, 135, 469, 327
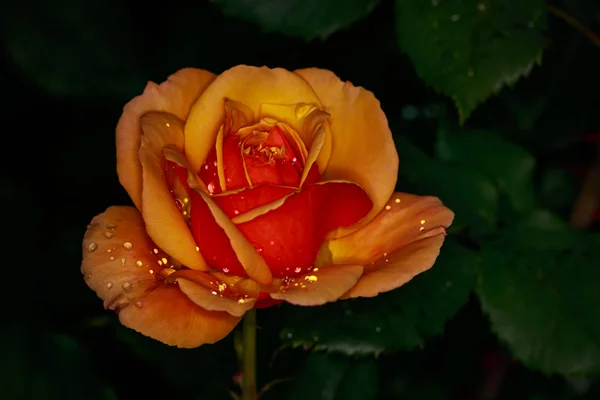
242, 309, 257, 400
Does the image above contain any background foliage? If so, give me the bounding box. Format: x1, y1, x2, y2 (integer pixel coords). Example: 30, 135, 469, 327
2, 0, 600, 398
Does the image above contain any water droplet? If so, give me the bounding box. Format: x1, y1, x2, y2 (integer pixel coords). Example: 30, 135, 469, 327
123, 242, 133, 250
106, 282, 113, 289
104, 231, 114, 238
419, 227, 425, 232
383, 252, 388, 257
122, 282, 132, 291
120, 258, 126, 266
240, 196, 245, 200
149, 269, 154, 274
87, 242, 98, 252
420, 219, 426, 224
86, 273, 92, 280
451, 14, 460, 22
286, 332, 293, 339
109, 256, 115, 261
136, 260, 143, 267
385, 205, 391, 211
135, 301, 143, 308
233, 209, 240, 215
161, 257, 168, 265
223, 268, 230, 273
256, 247, 263, 253
106, 224, 116, 230
211, 290, 218, 295
195, 246, 200, 252
375, 326, 381, 332
395, 198, 401, 204
204, 165, 209, 170
153, 248, 159, 254
385, 258, 389, 263
294, 267, 302, 273
269, 240, 275, 246
477, 3, 485, 11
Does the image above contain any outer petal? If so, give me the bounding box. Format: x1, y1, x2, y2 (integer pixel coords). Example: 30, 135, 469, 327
81, 206, 238, 348
139, 112, 208, 270
116, 68, 216, 208
185, 65, 323, 172
321, 193, 454, 266
294, 68, 399, 238
341, 235, 446, 299
270, 265, 363, 306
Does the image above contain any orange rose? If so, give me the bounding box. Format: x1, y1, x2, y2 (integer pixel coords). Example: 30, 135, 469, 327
81, 66, 454, 348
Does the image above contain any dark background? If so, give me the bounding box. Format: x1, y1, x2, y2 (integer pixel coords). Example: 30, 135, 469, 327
2, 0, 600, 399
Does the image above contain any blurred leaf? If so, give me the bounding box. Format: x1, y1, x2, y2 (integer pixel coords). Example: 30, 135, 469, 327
281, 240, 477, 355
287, 353, 377, 400
395, 0, 547, 122
117, 326, 237, 396
397, 136, 499, 234
537, 167, 578, 213
0, 322, 114, 400
2, 0, 144, 98
477, 210, 600, 375
211, 0, 379, 40
435, 125, 536, 214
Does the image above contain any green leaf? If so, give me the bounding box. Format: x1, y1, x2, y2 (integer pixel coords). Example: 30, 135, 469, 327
435, 125, 536, 214
397, 136, 499, 234
211, 0, 379, 40
287, 353, 378, 400
0, 322, 114, 400
281, 240, 477, 355
395, 0, 548, 122
477, 210, 600, 375
2, 0, 144, 98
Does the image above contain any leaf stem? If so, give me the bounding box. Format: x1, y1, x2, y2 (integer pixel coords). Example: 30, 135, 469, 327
242, 309, 257, 400
548, 4, 600, 49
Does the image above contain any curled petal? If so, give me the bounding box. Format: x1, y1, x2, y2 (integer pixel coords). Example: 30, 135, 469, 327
342, 235, 446, 299
294, 68, 398, 238
271, 265, 363, 306
185, 65, 322, 172
322, 193, 454, 266
139, 112, 208, 271
119, 285, 241, 348
116, 68, 215, 208
81, 206, 238, 348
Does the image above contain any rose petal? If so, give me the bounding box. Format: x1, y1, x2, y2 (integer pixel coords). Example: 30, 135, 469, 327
232, 181, 372, 277
212, 185, 296, 218
82, 206, 238, 348
341, 235, 447, 299
185, 66, 322, 172
270, 265, 363, 306
294, 68, 398, 238
139, 112, 208, 270
119, 285, 241, 348
177, 278, 255, 317
81, 206, 162, 311
321, 193, 454, 266
117, 68, 215, 208
191, 189, 273, 285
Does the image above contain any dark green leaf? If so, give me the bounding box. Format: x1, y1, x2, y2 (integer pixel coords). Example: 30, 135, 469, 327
211, 0, 379, 40
2, 0, 144, 98
537, 167, 579, 214
435, 125, 536, 214
0, 322, 114, 400
477, 210, 600, 375
287, 353, 378, 400
397, 136, 499, 234
281, 240, 477, 355
395, 0, 548, 122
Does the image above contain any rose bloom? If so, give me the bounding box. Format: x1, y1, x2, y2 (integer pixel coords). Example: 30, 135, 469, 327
81, 66, 454, 348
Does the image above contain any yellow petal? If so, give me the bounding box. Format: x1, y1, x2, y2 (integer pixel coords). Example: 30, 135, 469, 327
294, 68, 398, 238
116, 68, 215, 208
185, 65, 323, 172
178, 278, 255, 317
139, 112, 208, 271
270, 265, 363, 306
322, 192, 454, 266
341, 235, 446, 299
193, 189, 273, 285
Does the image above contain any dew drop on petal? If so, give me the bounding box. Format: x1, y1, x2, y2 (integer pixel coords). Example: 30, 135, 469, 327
136, 260, 143, 267
286, 332, 293, 339
233, 209, 240, 215
395, 198, 401, 204
375, 326, 381, 332
135, 301, 143, 308
87, 242, 98, 252
223, 268, 230, 273
104, 232, 114, 238
123, 242, 133, 250
269, 240, 275, 246
385, 205, 391, 211
106, 224, 116, 230
122, 282, 132, 291
109, 256, 115, 261
294, 267, 301, 273
120, 258, 126, 266
106, 282, 113, 289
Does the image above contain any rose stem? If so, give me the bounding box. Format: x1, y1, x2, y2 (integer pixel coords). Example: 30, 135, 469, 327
242, 309, 258, 400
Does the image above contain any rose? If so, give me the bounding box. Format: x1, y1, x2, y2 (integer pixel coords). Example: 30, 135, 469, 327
81, 66, 454, 348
